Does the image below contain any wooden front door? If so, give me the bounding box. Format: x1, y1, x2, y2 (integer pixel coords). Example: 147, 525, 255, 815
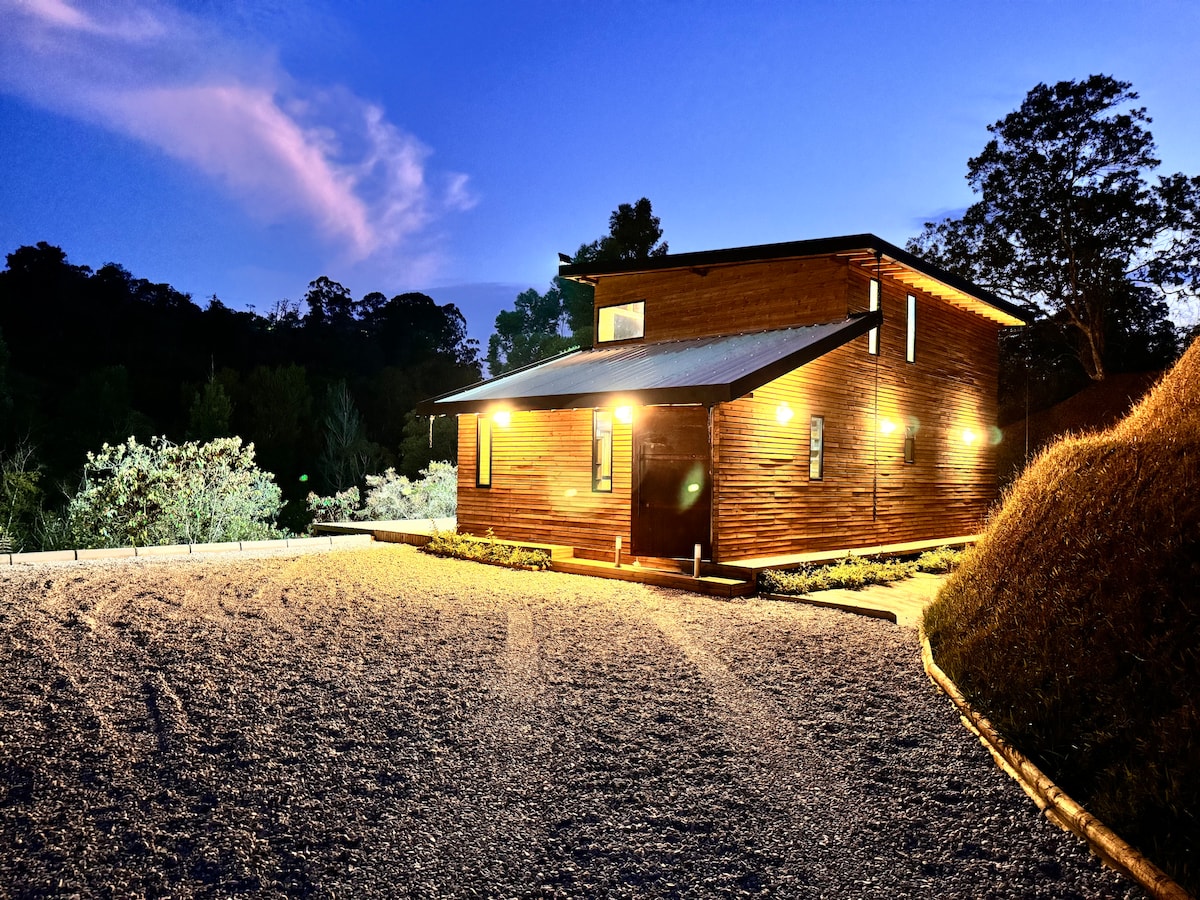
633, 406, 712, 559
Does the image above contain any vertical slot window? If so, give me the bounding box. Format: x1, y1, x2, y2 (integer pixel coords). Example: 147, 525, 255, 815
593, 409, 613, 492
809, 415, 825, 481
868, 279, 880, 356
476, 416, 492, 487
904, 426, 916, 464
597, 301, 646, 342
906, 293, 917, 363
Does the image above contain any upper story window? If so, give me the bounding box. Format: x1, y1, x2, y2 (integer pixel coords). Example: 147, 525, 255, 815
597, 301, 645, 342
906, 293, 917, 363
868, 279, 880, 356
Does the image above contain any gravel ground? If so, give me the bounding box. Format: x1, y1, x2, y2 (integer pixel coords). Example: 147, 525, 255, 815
0, 543, 1142, 899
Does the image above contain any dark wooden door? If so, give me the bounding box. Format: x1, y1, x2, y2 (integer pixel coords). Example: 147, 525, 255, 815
633, 406, 712, 559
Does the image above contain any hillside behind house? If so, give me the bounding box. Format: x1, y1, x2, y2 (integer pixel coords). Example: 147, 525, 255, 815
924, 338, 1200, 894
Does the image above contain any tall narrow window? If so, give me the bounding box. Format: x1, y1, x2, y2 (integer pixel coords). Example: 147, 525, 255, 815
476, 416, 492, 487
597, 301, 646, 342
868, 279, 880, 356
592, 409, 613, 492
904, 426, 916, 464
906, 293, 917, 363
809, 415, 825, 481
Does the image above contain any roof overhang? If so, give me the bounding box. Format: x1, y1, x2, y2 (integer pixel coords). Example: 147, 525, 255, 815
418, 311, 880, 416
559, 233, 1031, 327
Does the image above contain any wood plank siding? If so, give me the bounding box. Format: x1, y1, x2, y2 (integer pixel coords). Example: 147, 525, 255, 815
593, 255, 852, 341
710, 267, 1000, 560
456, 408, 633, 552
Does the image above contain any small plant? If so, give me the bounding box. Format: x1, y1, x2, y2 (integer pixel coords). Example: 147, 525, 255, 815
761, 554, 917, 596
914, 546, 963, 574
423, 527, 550, 570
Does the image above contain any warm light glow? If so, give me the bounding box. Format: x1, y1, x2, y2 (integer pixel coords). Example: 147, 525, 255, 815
564, 487, 577, 498
962, 428, 977, 445
492, 409, 511, 428
776, 401, 794, 425
615, 405, 634, 425
880, 418, 896, 435
686, 482, 701, 493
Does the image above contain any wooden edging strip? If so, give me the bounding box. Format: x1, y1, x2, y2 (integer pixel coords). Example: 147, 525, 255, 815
5, 534, 374, 566
919, 631, 1193, 900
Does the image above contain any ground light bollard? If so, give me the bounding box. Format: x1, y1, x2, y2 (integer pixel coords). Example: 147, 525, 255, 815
693, 544, 701, 578
615, 536, 622, 568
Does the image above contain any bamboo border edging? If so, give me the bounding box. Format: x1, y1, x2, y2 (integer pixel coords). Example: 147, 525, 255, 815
919, 630, 1193, 900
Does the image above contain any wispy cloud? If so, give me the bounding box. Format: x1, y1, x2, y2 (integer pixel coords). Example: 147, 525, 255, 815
0, 0, 474, 262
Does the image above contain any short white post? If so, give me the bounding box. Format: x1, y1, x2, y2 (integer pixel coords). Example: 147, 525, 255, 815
693, 543, 701, 578
615, 535, 622, 568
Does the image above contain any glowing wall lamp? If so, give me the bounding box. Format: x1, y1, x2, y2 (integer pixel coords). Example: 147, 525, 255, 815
962, 428, 977, 445
879, 418, 897, 435
776, 401, 794, 425
615, 405, 634, 425
492, 409, 512, 428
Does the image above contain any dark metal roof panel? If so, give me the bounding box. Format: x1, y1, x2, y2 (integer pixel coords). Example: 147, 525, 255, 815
418, 313, 877, 414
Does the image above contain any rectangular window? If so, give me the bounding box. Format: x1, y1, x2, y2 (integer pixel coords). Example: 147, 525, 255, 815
868, 279, 880, 356
476, 416, 492, 487
592, 409, 613, 492
904, 426, 916, 464
809, 415, 825, 481
597, 301, 645, 342
906, 293, 917, 363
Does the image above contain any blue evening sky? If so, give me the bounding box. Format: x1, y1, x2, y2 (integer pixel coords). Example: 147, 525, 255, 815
2, 0, 1198, 348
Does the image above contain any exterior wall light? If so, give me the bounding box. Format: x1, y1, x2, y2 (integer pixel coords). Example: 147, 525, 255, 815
615, 405, 634, 425
776, 401, 794, 425
492, 410, 512, 428
880, 418, 896, 435
962, 428, 977, 445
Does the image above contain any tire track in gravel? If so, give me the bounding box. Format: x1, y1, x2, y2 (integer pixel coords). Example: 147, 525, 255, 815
425, 594, 561, 890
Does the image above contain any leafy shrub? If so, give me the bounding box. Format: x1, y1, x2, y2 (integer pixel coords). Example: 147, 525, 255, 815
358, 461, 457, 521
761, 555, 916, 596
306, 486, 360, 524
924, 336, 1200, 895
914, 546, 963, 574
67, 436, 284, 548
423, 528, 550, 570
0, 443, 45, 553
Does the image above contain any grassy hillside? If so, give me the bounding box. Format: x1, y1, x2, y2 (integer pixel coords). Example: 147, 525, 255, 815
924, 338, 1200, 894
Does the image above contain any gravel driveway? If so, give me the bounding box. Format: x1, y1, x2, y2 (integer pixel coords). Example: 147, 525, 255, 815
0, 544, 1140, 898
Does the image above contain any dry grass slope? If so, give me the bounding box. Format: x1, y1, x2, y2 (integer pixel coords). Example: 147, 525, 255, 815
924, 337, 1200, 895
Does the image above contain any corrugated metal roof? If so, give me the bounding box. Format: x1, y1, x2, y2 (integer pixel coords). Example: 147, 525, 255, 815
418, 312, 878, 414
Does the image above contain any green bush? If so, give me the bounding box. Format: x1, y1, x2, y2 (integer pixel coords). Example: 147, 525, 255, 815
423, 528, 550, 570
914, 545, 963, 574
306, 486, 360, 524
67, 436, 284, 548
357, 461, 457, 521
761, 555, 917, 596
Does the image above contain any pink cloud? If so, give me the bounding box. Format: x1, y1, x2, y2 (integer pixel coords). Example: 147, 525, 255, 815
0, 0, 473, 267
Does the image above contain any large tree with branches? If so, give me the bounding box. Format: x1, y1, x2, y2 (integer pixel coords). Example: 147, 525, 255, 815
909, 75, 1200, 381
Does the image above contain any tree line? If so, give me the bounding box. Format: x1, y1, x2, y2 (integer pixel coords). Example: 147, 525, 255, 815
0, 245, 481, 535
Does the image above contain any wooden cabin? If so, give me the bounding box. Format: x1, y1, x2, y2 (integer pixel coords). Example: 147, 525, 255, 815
418, 234, 1029, 565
